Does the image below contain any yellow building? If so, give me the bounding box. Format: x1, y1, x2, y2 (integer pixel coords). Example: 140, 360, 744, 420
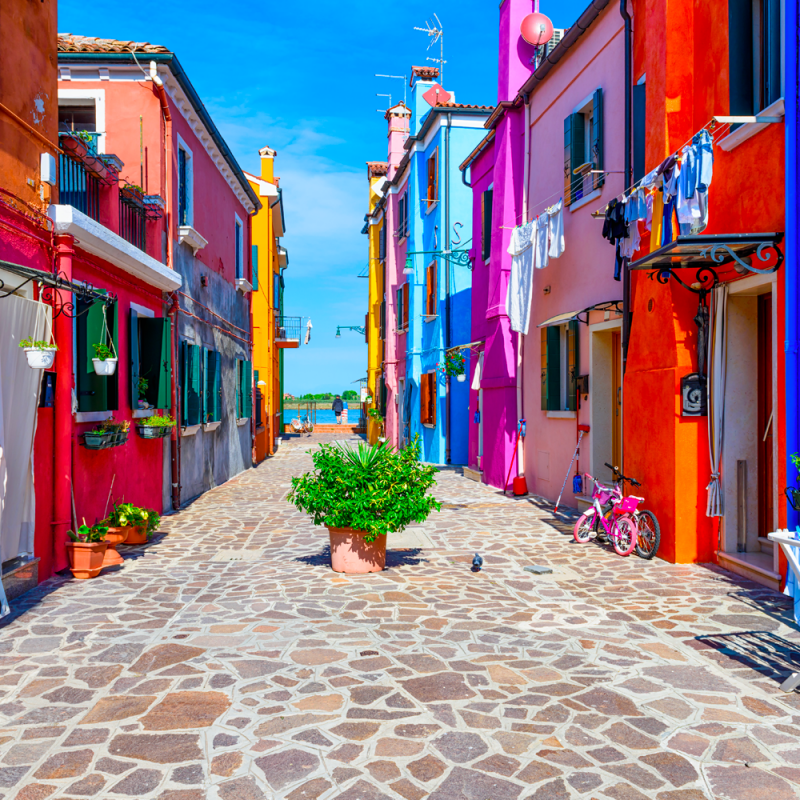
365, 161, 388, 444
246, 146, 288, 461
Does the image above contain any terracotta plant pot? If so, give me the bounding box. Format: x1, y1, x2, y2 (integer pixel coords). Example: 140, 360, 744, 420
123, 525, 148, 545
103, 526, 129, 566
66, 541, 108, 579
327, 527, 386, 574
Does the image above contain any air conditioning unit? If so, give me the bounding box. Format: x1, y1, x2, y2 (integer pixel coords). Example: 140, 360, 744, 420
546, 29, 565, 56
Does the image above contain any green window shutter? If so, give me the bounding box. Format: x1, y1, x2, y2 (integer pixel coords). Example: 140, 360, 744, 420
567, 320, 579, 412
139, 318, 171, 410
235, 359, 241, 418
106, 302, 119, 411
481, 189, 493, 261
214, 351, 221, 421
130, 308, 140, 410
563, 115, 572, 206
540, 327, 548, 411
181, 340, 188, 425
77, 298, 107, 412
546, 326, 561, 411
244, 360, 253, 419
188, 344, 201, 425
252, 245, 259, 290
592, 89, 604, 188
202, 347, 209, 423
564, 113, 585, 205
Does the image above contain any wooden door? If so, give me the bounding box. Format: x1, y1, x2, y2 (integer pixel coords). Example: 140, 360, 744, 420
612, 331, 622, 470
758, 293, 773, 539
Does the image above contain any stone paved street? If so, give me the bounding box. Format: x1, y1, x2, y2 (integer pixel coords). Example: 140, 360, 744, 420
3, 433, 800, 799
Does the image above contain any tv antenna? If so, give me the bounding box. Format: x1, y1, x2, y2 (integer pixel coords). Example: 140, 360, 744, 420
375, 74, 407, 106
376, 93, 392, 113
414, 13, 445, 84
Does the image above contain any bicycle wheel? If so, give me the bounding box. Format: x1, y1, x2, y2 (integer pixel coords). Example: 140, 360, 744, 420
612, 516, 637, 556
573, 512, 596, 544
634, 509, 661, 560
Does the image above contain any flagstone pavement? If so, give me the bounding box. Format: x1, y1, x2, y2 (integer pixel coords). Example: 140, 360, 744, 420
3, 432, 800, 800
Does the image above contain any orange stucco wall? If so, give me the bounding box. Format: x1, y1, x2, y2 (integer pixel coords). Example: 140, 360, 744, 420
0, 0, 58, 210
625, 0, 785, 563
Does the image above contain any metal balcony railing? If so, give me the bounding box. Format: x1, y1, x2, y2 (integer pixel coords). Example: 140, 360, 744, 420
119, 188, 147, 251
275, 316, 302, 348
58, 139, 100, 222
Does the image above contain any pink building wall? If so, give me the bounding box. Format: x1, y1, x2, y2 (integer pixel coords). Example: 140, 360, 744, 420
520, 5, 626, 507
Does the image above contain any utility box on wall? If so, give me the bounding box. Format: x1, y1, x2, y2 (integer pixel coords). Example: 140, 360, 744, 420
681, 372, 707, 416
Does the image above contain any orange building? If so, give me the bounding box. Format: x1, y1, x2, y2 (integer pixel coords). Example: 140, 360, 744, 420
623, 0, 785, 586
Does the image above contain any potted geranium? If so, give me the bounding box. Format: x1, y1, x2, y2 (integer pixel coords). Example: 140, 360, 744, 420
439, 350, 466, 382
288, 437, 440, 574
66, 522, 109, 579
92, 342, 117, 375
19, 337, 57, 369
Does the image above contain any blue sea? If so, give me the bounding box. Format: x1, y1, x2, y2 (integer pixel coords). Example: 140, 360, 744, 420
283, 408, 363, 425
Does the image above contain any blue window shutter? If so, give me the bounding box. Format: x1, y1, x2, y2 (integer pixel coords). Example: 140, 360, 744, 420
252, 245, 259, 290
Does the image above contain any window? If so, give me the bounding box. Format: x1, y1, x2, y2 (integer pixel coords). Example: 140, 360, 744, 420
729, 0, 782, 118
397, 283, 409, 331
76, 298, 118, 412
274, 273, 281, 311
235, 358, 253, 420
426, 148, 439, 210
235, 216, 244, 280
397, 192, 409, 239
58, 90, 104, 153
633, 79, 646, 184
130, 309, 172, 411
379, 298, 386, 340
420, 372, 437, 426
181, 341, 202, 426
379, 222, 387, 261
481, 188, 493, 262
540, 321, 579, 411
252, 245, 259, 291
425, 261, 437, 317
564, 89, 603, 206
202, 347, 221, 423
177, 138, 193, 226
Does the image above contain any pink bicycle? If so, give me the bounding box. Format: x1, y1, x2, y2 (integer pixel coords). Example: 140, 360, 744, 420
573, 473, 639, 556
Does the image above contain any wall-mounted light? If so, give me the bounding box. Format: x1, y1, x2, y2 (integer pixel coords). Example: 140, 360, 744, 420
403, 256, 414, 275
335, 327, 341, 338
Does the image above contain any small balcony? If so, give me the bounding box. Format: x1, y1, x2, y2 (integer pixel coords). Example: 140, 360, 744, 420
275, 316, 302, 349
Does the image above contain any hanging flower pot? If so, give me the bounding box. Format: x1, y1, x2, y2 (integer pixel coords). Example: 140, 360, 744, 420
456, 373, 466, 383
92, 358, 117, 375
19, 336, 57, 369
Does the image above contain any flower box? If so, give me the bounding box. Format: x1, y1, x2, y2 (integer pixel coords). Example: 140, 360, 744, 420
136, 424, 173, 439
120, 184, 146, 208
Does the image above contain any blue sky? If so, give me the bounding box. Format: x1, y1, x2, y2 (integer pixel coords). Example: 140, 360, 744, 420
59, 1, 587, 395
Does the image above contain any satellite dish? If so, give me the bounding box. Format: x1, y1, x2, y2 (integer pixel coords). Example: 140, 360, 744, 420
520, 12, 554, 47
422, 83, 452, 108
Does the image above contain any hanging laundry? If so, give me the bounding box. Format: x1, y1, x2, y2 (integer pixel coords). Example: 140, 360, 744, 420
547, 199, 565, 258
506, 221, 536, 334
649, 189, 664, 252
645, 191, 654, 231
695, 129, 714, 191
602, 198, 628, 281
535, 215, 549, 270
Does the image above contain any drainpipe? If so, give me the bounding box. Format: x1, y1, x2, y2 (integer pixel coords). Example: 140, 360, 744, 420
53, 235, 74, 573
620, 0, 632, 371
786, 0, 799, 529
168, 294, 181, 510
445, 113, 452, 464
151, 68, 174, 271
518, 93, 531, 479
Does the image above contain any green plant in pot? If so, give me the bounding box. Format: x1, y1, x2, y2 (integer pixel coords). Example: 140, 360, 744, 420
137, 413, 176, 439
288, 437, 440, 573
787, 453, 800, 512
19, 337, 58, 369
66, 522, 109, 579
138, 376, 150, 408
103, 502, 157, 545
92, 342, 118, 376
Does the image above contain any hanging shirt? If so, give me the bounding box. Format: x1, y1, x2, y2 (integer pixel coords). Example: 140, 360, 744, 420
506, 221, 536, 334
547, 200, 565, 258
535, 215, 549, 269
649, 190, 664, 252
695, 129, 714, 191
645, 191, 654, 231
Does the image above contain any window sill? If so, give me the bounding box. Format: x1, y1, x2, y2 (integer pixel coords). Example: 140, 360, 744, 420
422, 422, 436, 429
76, 411, 113, 424
181, 424, 201, 437
133, 408, 166, 419
422, 314, 438, 322
547, 410, 577, 419
718, 97, 785, 152
568, 188, 601, 213
396, 328, 408, 336
237, 417, 250, 427
235, 278, 253, 294
178, 225, 208, 254
203, 421, 221, 432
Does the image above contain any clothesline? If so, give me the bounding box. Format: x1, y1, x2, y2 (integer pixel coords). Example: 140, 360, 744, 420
591, 118, 732, 217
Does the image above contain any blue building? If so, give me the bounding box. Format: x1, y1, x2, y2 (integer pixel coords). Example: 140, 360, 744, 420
396, 68, 491, 465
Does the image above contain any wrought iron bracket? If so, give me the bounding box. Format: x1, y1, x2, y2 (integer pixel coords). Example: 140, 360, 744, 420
649, 265, 719, 296
699, 241, 783, 275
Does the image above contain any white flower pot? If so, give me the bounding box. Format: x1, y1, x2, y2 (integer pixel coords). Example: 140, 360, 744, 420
456, 373, 466, 383
24, 347, 56, 369
92, 358, 118, 376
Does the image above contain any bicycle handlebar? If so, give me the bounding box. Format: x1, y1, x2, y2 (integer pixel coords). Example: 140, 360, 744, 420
604, 462, 642, 487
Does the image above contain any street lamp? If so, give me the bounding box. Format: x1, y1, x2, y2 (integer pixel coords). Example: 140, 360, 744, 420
335, 325, 366, 339
403, 256, 414, 275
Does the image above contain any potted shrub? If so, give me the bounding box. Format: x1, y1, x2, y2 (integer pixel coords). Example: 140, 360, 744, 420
66, 523, 109, 579
19, 337, 57, 369
137, 413, 176, 439
92, 342, 117, 376
103, 502, 157, 546
288, 437, 440, 574
439, 351, 466, 382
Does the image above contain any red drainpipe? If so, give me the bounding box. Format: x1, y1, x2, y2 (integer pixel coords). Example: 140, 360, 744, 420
53, 234, 74, 571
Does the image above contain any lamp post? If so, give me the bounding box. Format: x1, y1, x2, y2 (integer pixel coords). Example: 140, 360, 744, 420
335, 325, 366, 338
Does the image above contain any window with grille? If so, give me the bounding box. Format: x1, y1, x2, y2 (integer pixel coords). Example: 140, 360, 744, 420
178, 144, 193, 226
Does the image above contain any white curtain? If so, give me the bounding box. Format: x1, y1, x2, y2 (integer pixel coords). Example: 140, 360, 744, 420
0, 294, 48, 592
706, 284, 728, 517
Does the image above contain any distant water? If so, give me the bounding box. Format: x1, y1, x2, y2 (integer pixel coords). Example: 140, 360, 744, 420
283, 408, 363, 425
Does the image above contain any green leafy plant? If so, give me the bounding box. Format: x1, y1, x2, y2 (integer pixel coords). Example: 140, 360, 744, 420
75, 130, 95, 145
123, 183, 144, 194
288, 436, 440, 542
103, 502, 149, 528
19, 338, 57, 350
93, 343, 114, 361
438, 350, 465, 377
792, 453, 800, 475
138, 377, 149, 398
140, 413, 175, 427
145, 509, 161, 534
67, 522, 108, 543
368, 408, 383, 420
101, 419, 130, 434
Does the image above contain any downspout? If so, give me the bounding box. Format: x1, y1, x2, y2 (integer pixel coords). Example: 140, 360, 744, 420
152, 67, 181, 510
445, 113, 452, 464
620, 0, 632, 371
786, 0, 799, 529
519, 93, 531, 479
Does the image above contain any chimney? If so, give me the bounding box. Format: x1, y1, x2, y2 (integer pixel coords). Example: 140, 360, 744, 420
409, 65, 440, 137
385, 103, 411, 178
498, 0, 539, 102
259, 145, 276, 182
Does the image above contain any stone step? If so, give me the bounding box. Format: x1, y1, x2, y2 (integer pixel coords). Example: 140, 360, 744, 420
717, 550, 780, 592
